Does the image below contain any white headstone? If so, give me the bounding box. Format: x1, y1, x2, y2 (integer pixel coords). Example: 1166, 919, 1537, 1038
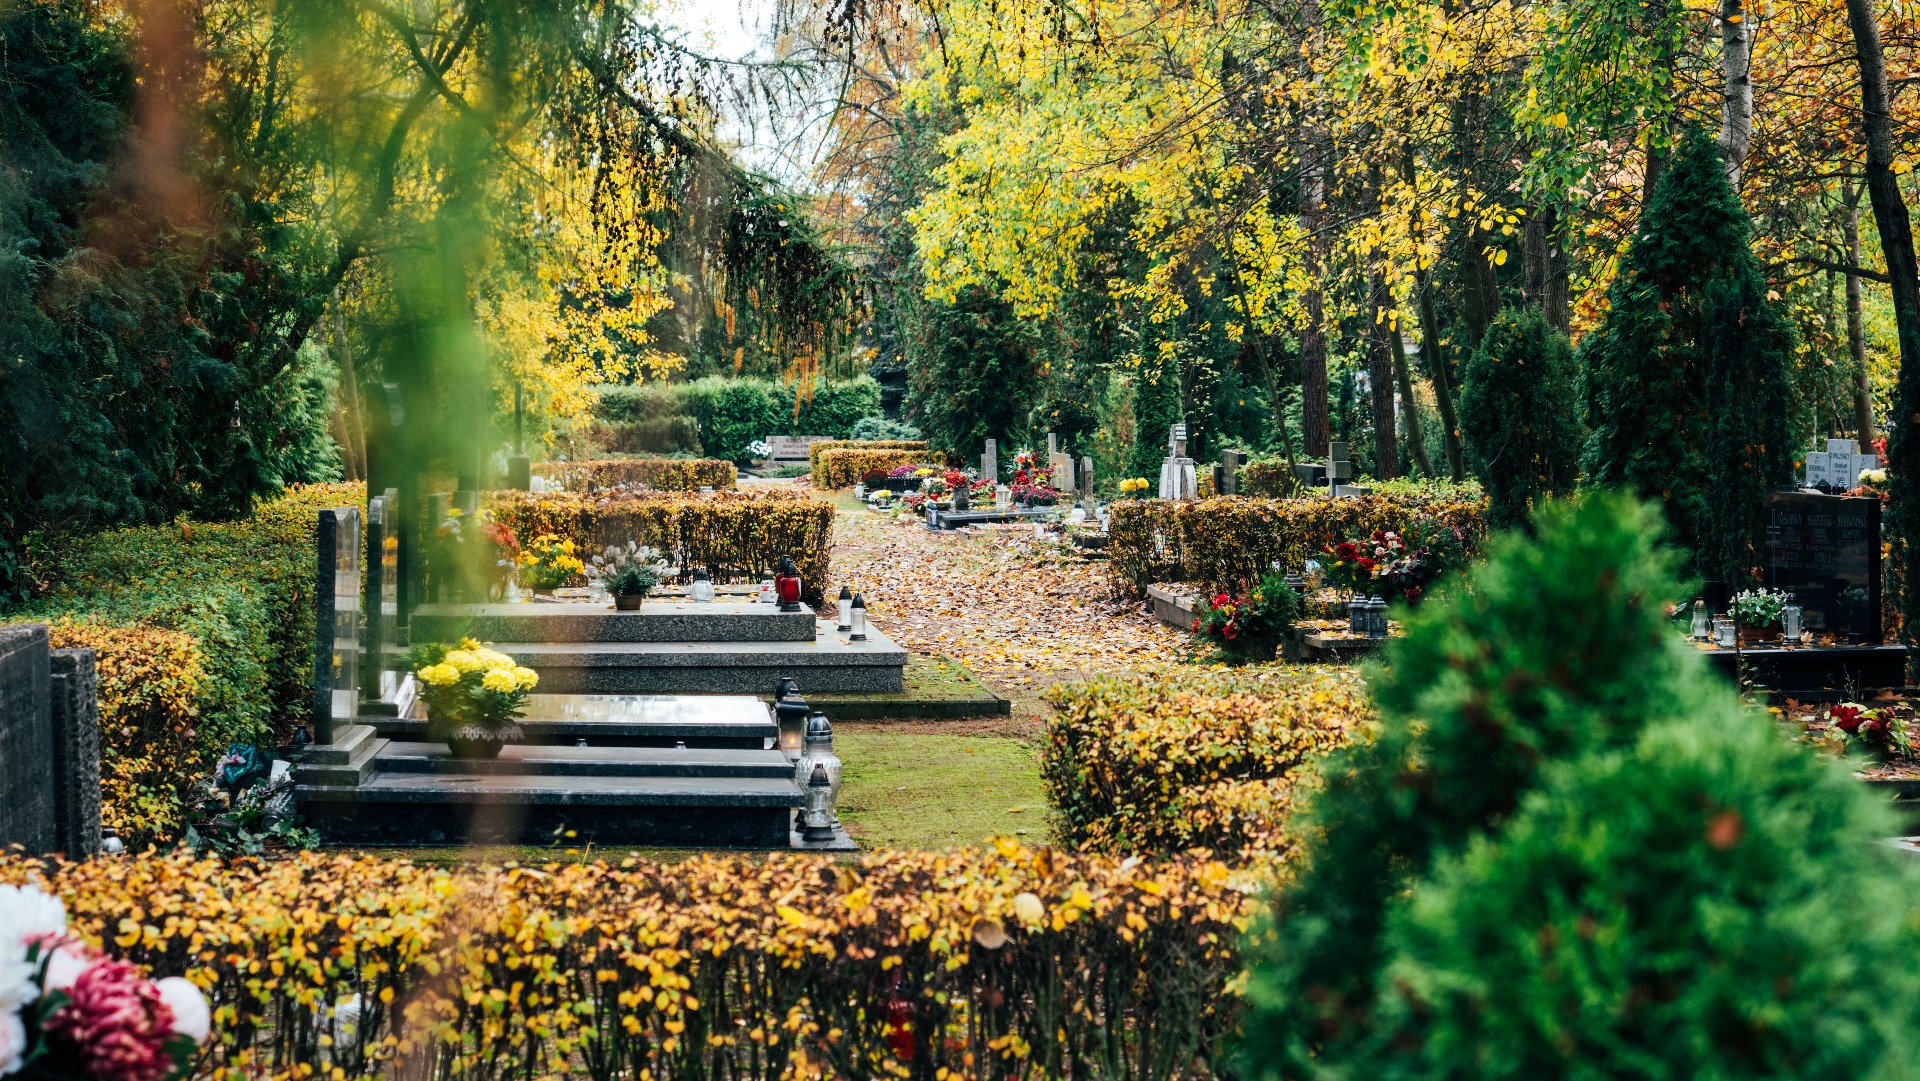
981, 438, 997, 484
1805, 451, 1830, 489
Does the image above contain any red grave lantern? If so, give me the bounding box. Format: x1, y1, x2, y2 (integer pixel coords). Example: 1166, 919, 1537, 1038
774, 555, 803, 611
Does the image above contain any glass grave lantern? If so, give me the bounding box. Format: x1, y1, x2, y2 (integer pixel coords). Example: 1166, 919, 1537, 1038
774, 556, 804, 612
1713, 617, 1736, 647
799, 763, 838, 843
774, 692, 810, 761
1690, 599, 1711, 640
690, 568, 715, 604
1782, 594, 1804, 644
837, 585, 854, 631
849, 594, 868, 641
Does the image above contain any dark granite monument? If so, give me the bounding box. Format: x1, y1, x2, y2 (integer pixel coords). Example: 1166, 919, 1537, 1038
363, 491, 402, 704
1763, 491, 1882, 643
0, 624, 102, 856
313, 507, 362, 744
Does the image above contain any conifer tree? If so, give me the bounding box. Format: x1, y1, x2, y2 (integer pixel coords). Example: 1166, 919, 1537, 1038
1580, 127, 1793, 581
1459, 308, 1583, 528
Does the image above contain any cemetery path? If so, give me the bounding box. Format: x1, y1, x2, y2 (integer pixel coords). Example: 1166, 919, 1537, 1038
828, 495, 1188, 715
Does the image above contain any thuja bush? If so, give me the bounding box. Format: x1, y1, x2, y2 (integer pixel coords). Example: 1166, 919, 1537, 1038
491, 489, 834, 600
1041, 667, 1371, 858
535, 457, 738, 492
1238, 491, 1920, 1078
1459, 308, 1582, 528
1106, 492, 1486, 595
2, 842, 1256, 1080
5, 483, 361, 842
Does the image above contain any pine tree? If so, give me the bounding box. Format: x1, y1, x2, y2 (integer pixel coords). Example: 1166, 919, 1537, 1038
1459, 307, 1583, 528
1580, 127, 1793, 580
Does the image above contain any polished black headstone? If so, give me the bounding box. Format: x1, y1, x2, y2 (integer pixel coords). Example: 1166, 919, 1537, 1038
0, 625, 55, 853
48, 648, 101, 857
1763, 491, 1883, 642
313, 507, 363, 743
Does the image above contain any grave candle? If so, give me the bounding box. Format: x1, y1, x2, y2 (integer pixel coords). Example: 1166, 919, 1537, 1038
849, 594, 868, 641
1690, 599, 1710, 640
837, 585, 853, 631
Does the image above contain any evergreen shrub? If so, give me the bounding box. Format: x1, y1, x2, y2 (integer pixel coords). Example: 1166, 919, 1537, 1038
5, 484, 361, 842
1042, 668, 1371, 857
3, 842, 1253, 1079
490, 490, 834, 601
1459, 308, 1583, 527
1239, 492, 1920, 1079
591, 377, 885, 464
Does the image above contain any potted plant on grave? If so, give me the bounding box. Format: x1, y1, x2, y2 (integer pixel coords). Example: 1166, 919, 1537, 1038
516, 533, 586, 596
1192, 572, 1301, 663
413, 639, 539, 759
1731, 587, 1788, 643
589, 541, 671, 610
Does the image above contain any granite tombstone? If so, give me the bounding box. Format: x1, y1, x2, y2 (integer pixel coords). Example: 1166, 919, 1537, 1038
1763, 491, 1882, 642
313, 506, 362, 744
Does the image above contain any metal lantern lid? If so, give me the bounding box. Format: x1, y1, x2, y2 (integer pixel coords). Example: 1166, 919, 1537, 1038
776, 677, 801, 701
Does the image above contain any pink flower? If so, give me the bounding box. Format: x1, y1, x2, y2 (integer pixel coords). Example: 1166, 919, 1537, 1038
0, 1011, 25, 1076
42, 938, 95, 993
44, 960, 178, 1081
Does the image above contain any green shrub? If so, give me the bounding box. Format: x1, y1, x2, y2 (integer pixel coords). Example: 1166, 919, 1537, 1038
1374, 709, 1920, 1080
1042, 668, 1371, 858
589, 377, 885, 464
1460, 308, 1582, 528
1228, 495, 1920, 1075
849, 416, 921, 441
1106, 492, 1486, 596
5, 483, 362, 842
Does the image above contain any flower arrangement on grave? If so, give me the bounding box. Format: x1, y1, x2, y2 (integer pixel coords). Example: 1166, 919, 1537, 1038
1320, 526, 1458, 604
1730, 588, 1788, 641
432, 508, 519, 600
1013, 481, 1061, 507
1119, 477, 1151, 498
515, 533, 586, 594
861, 468, 891, 488
413, 639, 539, 759
1824, 702, 1910, 759
887, 464, 918, 479
0, 883, 211, 1081
921, 473, 952, 499
588, 542, 671, 610
1191, 573, 1301, 663
1849, 467, 1892, 503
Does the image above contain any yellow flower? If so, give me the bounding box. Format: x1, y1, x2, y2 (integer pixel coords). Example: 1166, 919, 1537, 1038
444, 650, 484, 673
417, 663, 460, 687
480, 668, 519, 694
513, 666, 540, 692
459, 637, 482, 652
475, 648, 515, 670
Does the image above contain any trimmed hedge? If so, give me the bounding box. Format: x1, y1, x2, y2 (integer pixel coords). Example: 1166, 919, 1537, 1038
3, 844, 1255, 1079
535, 457, 738, 492
809, 440, 930, 487
1041, 667, 1372, 857
817, 447, 942, 490
5, 484, 363, 842
491, 489, 835, 601
1107, 492, 1487, 595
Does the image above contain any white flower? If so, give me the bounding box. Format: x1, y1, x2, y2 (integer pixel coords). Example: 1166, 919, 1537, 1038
0, 944, 33, 1016
0, 1010, 26, 1077
0, 884, 66, 949
41, 942, 91, 994
156, 976, 212, 1045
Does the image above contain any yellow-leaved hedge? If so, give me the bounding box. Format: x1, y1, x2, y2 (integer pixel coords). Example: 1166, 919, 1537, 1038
5, 483, 364, 843
1107, 493, 1487, 595
817, 448, 945, 489
1, 843, 1258, 1079
1042, 667, 1373, 858
535, 457, 738, 492
491, 489, 835, 600
808, 440, 929, 487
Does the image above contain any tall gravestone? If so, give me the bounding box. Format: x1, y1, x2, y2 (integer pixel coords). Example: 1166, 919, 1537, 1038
363, 490, 402, 704
1079, 455, 1097, 511
0, 625, 56, 853
1220, 450, 1247, 495
1157, 424, 1199, 500
1763, 491, 1883, 642
48, 649, 102, 857
980, 439, 998, 484
313, 507, 362, 744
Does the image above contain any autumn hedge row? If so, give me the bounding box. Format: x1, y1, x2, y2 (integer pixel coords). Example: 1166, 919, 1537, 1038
1042, 668, 1372, 858
4, 484, 363, 844
808, 440, 929, 487
816, 449, 947, 490
1107, 492, 1487, 595
491, 489, 835, 601
535, 457, 739, 492
1, 844, 1257, 1080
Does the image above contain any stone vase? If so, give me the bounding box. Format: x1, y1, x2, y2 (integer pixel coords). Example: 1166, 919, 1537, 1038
447, 722, 524, 761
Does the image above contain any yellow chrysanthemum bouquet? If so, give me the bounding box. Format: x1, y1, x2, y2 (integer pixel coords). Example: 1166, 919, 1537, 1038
411, 637, 540, 757
516, 533, 586, 594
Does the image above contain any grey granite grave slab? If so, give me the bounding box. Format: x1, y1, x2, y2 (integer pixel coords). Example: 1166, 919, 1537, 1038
409, 601, 816, 644
503, 622, 908, 694
47, 649, 101, 857
372, 742, 794, 779
0, 625, 55, 854
371, 693, 778, 747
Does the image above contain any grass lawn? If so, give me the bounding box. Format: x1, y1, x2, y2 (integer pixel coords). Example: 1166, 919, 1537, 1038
834, 725, 1051, 848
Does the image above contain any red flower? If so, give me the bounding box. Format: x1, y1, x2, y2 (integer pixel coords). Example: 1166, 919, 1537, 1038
1371, 530, 1386, 542
1863, 716, 1889, 740
1212, 593, 1231, 607
1832, 704, 1866, 734
1192, 618, 1202, 631
1335, 541, 1359, 560
1222, 620, 1239, 640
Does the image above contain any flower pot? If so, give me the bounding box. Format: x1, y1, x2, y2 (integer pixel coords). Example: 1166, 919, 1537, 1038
1739, 622, 1780, 645
614, 593, 644, 611
446, 722, 524, 760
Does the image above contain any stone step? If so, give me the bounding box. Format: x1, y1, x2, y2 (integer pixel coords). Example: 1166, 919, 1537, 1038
504, 623, 908, 695
298, 773, 801, 847
296, 728, 391, 788
365, 693, 779, 748
409, 601, 815, 644
373, 741, 795, 779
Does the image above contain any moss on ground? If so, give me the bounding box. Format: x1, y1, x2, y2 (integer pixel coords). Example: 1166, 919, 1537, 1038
834, 727, 1050, 848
